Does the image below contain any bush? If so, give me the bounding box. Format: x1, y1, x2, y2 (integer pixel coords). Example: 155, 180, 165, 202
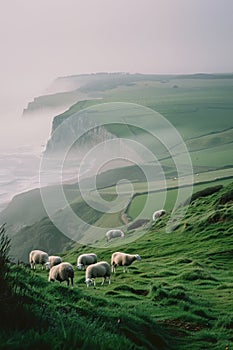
218, 188, 233, 205
184, 185, 223, 206
0, 224, 11, 298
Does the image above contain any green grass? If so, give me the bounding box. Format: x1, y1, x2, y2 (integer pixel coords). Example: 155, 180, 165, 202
1, 182, 233, 349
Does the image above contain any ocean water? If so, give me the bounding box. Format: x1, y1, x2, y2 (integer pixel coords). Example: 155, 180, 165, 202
0, 145, 43, 212
0, 104, 67, 213
0, 144, 93, 213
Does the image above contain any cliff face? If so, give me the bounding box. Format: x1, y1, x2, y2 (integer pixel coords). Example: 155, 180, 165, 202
45, 103, 116, 155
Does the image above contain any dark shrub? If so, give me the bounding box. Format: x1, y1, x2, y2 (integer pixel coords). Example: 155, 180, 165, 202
184, 185, 223, 205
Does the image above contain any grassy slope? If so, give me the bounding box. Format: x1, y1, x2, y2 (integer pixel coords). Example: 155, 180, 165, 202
4, 171, 233, 261
1, 182, 233, 349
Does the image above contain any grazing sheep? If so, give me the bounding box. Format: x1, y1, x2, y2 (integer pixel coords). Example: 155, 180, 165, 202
77, 253, 97, 270
106, 229, 124, 242
111, 252, 142, 273
85, 261, 111, 287
152, 209, 166, 221
29, 250, 49, 270
45, 255, 62, 270
48, 262, 74, 288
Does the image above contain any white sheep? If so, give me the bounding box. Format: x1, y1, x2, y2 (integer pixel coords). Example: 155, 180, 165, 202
48, 262, 74, 288
77, 253, 97, 270
106, 229, 124, 242
85, 261, 111, 287
45, 255, 62, 270
111, 252, 142, 273
29, 249, 49, 270
152, 209, 166, 221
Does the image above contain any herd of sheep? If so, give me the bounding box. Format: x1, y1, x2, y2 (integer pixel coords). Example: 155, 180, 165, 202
29, 210, 165, 288
29, 249, 142, 288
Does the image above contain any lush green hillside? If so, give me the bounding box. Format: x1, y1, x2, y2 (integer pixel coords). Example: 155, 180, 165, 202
1, 182, 233, 349
3, 168, 233, 261
4, 72, 233, 262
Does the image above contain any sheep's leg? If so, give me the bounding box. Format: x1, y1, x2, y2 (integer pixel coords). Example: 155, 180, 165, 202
67, 279, 70, 286
71, 278, 74, 288
108, 276, 111, 285
94, 279, 96, 288
101, 277, 106, 285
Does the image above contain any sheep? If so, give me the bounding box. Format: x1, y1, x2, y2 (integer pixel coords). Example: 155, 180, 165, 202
29, 249, 49, 270
48, 262, 74, 288
106, 229, 124, 242
111, 252, 142, 273
152, 209, 166, 221
85, 261, 111, 287
45, 255, 62, 270
77, 253, 97, 270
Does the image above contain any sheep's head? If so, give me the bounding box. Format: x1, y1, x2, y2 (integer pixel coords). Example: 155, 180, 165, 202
45, 262, 51, 270
48, 276, 55, 282
135, 255, 142, 261
77, 264, 83, 270
85, 278, 92, 287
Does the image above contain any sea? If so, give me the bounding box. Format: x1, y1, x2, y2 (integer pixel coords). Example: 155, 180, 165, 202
0, 104, 63, 213
0, 143, 97, 213
0, 88, 88, 214
0, 144, 44, 212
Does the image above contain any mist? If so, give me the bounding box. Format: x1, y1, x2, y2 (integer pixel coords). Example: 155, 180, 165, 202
1, 0, 233, 126
0, 0, 232, 209
0, 113, 53, 150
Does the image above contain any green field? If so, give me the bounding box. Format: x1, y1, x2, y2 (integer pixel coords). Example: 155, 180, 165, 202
1, 182, 233, 349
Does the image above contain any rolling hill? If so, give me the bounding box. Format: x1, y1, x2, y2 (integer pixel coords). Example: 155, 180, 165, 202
1, 181, 233, 349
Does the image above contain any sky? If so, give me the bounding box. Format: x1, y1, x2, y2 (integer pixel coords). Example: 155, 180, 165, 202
0, 0, 233, 145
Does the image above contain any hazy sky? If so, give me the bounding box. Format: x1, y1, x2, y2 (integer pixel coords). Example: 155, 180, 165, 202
1, 0, 233, 122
